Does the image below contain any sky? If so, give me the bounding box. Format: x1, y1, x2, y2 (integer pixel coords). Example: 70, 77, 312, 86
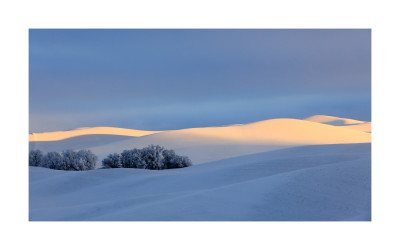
29, 29, 371, 133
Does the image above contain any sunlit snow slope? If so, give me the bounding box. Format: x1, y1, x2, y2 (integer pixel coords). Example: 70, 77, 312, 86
29, 116, 371, 164
29, 127, 161, 141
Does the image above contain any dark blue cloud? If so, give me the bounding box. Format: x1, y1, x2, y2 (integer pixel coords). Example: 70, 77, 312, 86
29, 29, 371, 132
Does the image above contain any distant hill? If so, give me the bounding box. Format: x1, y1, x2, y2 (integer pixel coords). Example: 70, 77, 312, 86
30, 116, 371, 165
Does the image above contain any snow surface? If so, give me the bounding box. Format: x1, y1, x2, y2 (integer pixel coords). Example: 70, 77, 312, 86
29, 143, 371, 221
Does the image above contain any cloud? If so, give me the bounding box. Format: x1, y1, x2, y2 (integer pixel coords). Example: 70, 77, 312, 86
29, 29, 370, 132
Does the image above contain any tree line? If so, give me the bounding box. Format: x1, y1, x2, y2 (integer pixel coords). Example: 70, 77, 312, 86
29, 145, 192, 171
29, 149, 98, 171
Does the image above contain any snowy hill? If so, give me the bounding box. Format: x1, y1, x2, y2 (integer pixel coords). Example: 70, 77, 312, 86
30, 117, 371, 165
29, 143, 371, 221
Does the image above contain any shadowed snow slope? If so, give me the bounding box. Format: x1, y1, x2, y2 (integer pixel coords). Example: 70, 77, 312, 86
29, 117, 371, 164
30, 134, 134, 153
29, 143, 371, 221
304, 115, 365, 125
304, 115, 371, 133
29, 127, 161, 141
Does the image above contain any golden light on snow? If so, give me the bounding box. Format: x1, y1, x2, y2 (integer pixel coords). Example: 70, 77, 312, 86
29, 127, 161, 142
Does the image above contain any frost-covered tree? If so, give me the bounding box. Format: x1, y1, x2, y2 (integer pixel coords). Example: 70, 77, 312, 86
104, 145, 192, 170
102, 153, 122, 168
62, 149, 78, 171
29, 149, 43, 166
123, 145, 191, 170
76, 149, 97, 171
121, 149, 135, 168
172, 155, 192, 168
142, 145, 165, 170
162, 149, 176, 169
162, 149, 192, 169
40, 149, 97, 171
41, 151, 64, 169
121, 149, 146, 168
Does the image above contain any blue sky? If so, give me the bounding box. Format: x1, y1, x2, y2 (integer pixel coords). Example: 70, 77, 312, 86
29, 29, 370, 132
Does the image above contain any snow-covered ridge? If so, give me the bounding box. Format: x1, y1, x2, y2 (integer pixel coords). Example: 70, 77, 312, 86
29, 116, 372, 165
29, 115, 371, 142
